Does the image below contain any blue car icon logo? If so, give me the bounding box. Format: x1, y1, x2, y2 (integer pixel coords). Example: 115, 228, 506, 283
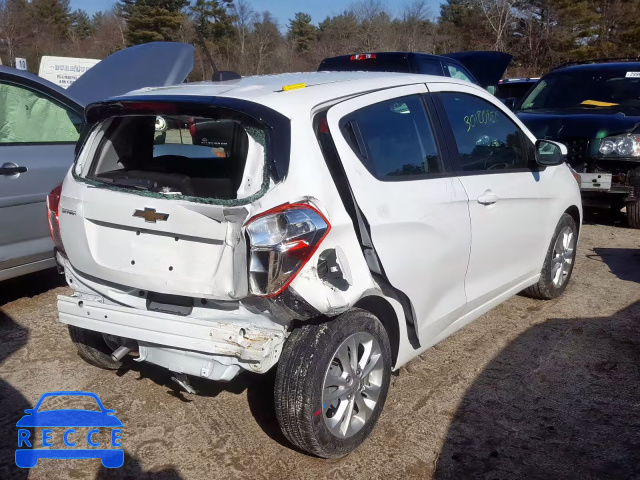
15, 391, 123, 468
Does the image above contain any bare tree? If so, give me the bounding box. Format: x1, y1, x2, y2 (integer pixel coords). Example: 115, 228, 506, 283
232, 0, 256, 72
399, 0, 436, 52
0, 0, 31, 67
477, 0, 516, 51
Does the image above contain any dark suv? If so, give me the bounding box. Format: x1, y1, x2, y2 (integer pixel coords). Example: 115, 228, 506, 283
516, 60, 640, 227
318, 51, 512, 89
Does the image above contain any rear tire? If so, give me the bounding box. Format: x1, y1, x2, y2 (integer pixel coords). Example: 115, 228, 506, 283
274, 309, 392, 458
68, 325, 122, 370
524, 213, 578, 300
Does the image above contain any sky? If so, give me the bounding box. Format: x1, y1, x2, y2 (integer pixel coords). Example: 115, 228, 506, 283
68, 0, 439, 27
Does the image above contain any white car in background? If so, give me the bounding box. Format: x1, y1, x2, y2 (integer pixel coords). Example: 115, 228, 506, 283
51, 71, 581, 458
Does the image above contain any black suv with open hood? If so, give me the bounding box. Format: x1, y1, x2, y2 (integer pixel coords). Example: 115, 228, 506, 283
516, 60, 640, 227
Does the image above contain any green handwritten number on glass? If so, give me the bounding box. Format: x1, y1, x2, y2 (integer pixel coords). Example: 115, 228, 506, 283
464, 110, 499, 132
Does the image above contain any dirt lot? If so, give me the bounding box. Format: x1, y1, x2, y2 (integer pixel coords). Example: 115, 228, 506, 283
1, 218, 639, 480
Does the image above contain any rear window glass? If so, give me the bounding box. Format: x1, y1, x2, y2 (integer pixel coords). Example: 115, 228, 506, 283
82, 114, 267, 202
414, 58, 444, 76
445, 63, 473, 83
319, 55, 411, 73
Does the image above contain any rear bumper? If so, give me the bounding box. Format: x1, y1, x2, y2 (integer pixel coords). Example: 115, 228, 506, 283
57, 295, 285, 373
581, 189, 632, 209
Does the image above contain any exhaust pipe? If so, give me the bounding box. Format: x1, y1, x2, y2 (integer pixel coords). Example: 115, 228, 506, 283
111, 346, 131, 362
171, 373, 197, 395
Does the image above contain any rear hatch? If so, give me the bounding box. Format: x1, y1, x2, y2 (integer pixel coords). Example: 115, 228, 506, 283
59, 98, 290, 300
441, 51, 512, 89
65, 42, 194, 106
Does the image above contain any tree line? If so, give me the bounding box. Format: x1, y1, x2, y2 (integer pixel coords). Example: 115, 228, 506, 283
1, 0, 639, 80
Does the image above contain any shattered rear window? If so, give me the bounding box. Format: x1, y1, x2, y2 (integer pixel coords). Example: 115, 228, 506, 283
81, 114, 268, 204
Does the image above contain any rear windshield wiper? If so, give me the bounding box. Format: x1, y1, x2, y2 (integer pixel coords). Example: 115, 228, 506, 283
95, 177, 158, 191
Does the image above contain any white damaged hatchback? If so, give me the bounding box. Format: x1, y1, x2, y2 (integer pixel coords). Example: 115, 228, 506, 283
52, 72, 582, 458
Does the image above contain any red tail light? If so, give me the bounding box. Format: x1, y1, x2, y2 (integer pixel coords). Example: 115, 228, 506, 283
47, 184, 65, 254
246, 203, 331, 297
350, 53, 376, 61
188, 117, 196, 137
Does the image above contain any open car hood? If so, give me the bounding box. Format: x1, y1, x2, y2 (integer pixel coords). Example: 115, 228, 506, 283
442, 51, 512, 88
66, 42, 194, 106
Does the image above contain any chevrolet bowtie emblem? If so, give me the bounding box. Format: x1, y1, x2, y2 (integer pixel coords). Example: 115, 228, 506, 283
133, 208, 169, 223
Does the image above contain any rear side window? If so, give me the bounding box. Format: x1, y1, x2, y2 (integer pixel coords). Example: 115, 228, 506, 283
439, 92, 529, 172
341, 95, 442, 180
82, 114, 267, 202
445, 63, 474, 84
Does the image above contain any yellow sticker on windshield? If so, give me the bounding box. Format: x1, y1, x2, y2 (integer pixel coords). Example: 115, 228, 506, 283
581, 100, 618, 107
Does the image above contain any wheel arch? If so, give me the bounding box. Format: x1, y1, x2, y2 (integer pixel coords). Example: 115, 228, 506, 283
353, 295, 400, 367
564, 205, 581, 232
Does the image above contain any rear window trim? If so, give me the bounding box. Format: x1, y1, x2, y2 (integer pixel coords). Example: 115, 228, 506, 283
84, 96, 291, 183
73, 97, 291, 206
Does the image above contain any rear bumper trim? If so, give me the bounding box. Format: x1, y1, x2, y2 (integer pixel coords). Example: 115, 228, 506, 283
57, 295, 284, 363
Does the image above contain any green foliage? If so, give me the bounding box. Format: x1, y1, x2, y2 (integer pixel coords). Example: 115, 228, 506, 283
190, 0, 234, 43
30, 0, 72, 37
70, 9, 94, 39
118, 0, 189, 45
288, 12, 317, 53
4, 0, 640, 81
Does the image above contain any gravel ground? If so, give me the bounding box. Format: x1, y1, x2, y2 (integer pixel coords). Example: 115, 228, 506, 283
1, 218, 639, 480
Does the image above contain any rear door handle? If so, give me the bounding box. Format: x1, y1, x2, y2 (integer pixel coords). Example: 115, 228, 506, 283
477, 190, 499, 205
0, 166, 27, 175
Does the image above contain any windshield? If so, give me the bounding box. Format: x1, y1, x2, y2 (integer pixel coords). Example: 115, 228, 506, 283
519, 69, 640, 110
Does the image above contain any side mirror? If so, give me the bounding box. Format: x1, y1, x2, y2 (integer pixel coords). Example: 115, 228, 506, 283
535, 139, 567, 166
501, 97, 517, 111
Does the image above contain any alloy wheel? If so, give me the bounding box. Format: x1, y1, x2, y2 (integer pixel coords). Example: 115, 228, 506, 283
551, 226, 575, 287
322, 332, 384, 438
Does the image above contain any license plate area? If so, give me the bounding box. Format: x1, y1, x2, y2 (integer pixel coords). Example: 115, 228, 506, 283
146, 292, 194, 316
580, 173, 612, 191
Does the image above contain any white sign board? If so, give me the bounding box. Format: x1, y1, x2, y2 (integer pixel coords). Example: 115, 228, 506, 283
15, 58, 27, 70
38, 56, 100, 88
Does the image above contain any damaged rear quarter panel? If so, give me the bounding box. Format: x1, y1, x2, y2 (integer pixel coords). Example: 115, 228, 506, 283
273, 115, 376, 314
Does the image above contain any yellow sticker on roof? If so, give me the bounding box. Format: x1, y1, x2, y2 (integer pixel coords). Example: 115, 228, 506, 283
282, 83, 306, 92
581, 100, 618, 107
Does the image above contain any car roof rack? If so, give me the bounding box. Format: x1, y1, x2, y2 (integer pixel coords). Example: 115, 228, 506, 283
552, 57, 640, 70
